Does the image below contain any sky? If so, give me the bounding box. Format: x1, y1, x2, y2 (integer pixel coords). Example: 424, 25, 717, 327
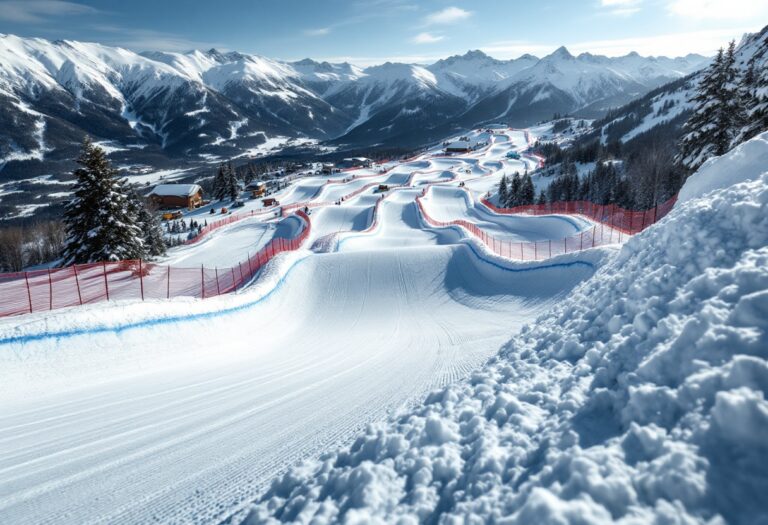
0, 0, 765, 65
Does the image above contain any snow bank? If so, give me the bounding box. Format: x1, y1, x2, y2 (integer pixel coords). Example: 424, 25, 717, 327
678, 131, 768, 205
242, 169, 768, 522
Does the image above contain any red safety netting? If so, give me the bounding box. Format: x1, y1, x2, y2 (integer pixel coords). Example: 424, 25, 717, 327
479, 196, 677, 235
185, 207, 280, 245
0, 211, 311, 318
417, 192, 677, 261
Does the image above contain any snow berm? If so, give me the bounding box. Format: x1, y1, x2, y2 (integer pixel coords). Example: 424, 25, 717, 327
242, 132, 768, 524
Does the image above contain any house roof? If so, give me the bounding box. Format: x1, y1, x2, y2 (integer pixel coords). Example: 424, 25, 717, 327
149, 184, 202, 197
446, 140, 474, 150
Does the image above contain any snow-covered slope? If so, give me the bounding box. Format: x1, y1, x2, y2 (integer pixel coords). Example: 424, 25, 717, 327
459, 46, 707, 128
0, 32, 711, 220
590, 25, 768, 149
242, 135, 768, 524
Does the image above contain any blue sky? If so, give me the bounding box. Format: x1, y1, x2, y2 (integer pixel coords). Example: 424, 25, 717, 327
0, 0, 765, 65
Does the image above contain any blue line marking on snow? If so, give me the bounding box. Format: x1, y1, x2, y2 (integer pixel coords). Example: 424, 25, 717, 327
1, 224, 594, 347
0, 254, 313, 347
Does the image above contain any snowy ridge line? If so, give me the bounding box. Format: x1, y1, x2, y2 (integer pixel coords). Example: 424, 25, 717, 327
417, 187, 624, 260
185, 207, 280, 245
0, 211, 311, 318
480, 194, 677, 235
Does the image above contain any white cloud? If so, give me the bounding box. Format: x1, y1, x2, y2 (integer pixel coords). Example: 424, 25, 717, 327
667, 0, 768, 19
305, 27, 331, 37
93, 26, 226, 53
412, 32, 444, 44
609, 7, 641, 16
424, 6, 472, 25
0, 0, 97, 23
599, 0, 641, 16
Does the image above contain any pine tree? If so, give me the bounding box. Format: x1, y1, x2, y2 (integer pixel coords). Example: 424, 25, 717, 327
244, 164, 257, 186
124, 187, 166, 258
720, 41, 743, 147
213, 164, 227, 201
62, 138, 144, 265
520, 174, 535, 205
134, 194, 166, 257
509, 172, 522, 207
226, 161, 240, 201
537, 190, 547, 205
498, 174, 509, 206
739, 42, 768, 142
678, 45, 740, 170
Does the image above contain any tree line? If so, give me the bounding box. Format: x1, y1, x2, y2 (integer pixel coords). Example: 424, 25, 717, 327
497, 172, 536, 208
678, 39, 768, 170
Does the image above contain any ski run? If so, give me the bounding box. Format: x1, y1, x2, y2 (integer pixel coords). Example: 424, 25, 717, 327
1, 127, 768, 525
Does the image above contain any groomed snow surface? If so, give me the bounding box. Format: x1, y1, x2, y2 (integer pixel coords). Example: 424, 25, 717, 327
1, 130, 766, 525
0, 128, 603, 524
244, 133, 768, 524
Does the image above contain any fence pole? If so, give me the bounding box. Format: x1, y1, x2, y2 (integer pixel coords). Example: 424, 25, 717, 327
48, 268, 53, 310
139, 259, 145, 301
102, 261, 109, 301
167, 266, 171, 299
73, 265, 83, 305
215, 268, 221, 296
201, 265, 205, 299
24, 271, 32, 313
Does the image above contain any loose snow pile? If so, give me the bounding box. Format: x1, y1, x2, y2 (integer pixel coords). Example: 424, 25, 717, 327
241, 136, 768, 524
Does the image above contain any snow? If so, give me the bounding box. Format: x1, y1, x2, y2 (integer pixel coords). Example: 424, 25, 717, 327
243, 132, 768, 524
91, 140, 128, 155
2, 123, 765, 525
148, 183, 201, 197
678, 131, 768, 204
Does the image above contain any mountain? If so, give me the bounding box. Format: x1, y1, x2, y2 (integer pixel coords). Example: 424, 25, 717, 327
585, 25, 768, 150
456, 46, 707, 128
0, 32, 710, 220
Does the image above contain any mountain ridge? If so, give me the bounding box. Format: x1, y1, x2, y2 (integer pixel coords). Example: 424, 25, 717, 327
0, 32, 712, 220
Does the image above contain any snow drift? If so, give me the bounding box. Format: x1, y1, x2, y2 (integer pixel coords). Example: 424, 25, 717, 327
242, 138, 768, 524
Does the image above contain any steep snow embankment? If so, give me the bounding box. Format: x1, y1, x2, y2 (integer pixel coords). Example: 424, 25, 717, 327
242, 135, 768, 524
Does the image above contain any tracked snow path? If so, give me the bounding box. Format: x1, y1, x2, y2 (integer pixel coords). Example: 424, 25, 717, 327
0, 127, 599, 524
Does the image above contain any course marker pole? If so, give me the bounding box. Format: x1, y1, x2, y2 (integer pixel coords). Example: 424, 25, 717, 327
139, 260, 144, 301
103, 262, 109, 301
48, 268, 53, 310
24, 272, 32, 313
73, 265, 83, 305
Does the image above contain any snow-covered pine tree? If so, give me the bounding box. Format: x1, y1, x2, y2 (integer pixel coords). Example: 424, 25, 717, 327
508, 172, 522, 207
226, 161, 240, 201
61, 138, 144, 265
738, 36, 768, 142
678, 45, 740, 170
721, 41, 743, 144
498, 174, 509, 205
213, 164, 228, 201
133, 193, 167, 258
520, 174, 535, 205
